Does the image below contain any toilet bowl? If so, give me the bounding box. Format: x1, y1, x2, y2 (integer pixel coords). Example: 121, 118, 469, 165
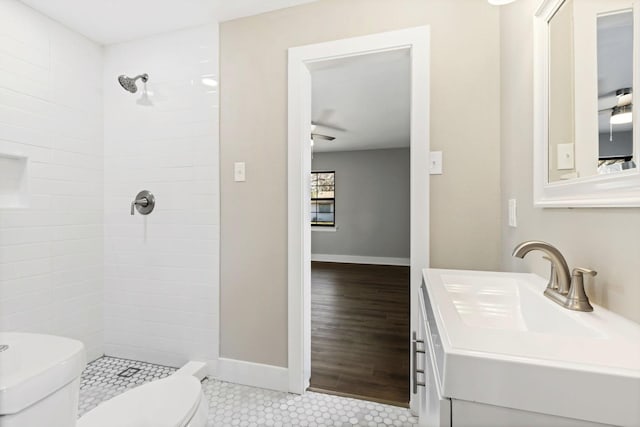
0, 332, 208, 427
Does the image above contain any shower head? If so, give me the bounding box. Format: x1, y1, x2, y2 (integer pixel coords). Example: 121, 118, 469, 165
118, 73, 149, 93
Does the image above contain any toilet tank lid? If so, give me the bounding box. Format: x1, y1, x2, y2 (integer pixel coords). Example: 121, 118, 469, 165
0, 332, 87, 415
77, 376, 203, 427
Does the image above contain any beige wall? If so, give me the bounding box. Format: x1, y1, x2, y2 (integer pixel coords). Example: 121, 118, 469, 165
500, 0, 640, 324
220, 0, 501, 367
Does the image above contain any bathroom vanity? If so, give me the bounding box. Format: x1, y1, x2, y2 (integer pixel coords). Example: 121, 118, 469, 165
415, 269, 640, 427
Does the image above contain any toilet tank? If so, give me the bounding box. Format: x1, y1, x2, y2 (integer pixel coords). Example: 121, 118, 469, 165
0, 332, 86, 427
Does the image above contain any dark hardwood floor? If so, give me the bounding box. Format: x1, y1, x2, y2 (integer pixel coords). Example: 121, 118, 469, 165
309, 261, 410, 407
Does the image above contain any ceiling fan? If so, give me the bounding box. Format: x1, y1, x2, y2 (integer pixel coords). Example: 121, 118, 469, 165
598, 88, 633, 141
598, 87, 632, 120
310, 120, 347, 143
310, 126, 335, 142
310, 109, 347, 144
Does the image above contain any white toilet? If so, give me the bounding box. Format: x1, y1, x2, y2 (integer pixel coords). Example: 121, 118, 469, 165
0, 332, 208, 427
77, 375, 208, 427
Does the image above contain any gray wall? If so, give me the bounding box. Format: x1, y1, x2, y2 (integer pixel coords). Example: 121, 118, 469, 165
220, 0, 501, 367
500, 0, 640, 324
311, 148, 410, 259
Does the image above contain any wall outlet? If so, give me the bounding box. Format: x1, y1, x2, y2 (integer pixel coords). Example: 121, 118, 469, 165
234, 162, 246, 182
508, 199, 517, 228
430, 151, 443, 175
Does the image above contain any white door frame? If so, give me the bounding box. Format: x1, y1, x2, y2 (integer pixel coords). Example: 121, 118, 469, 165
287, 26, 431, 413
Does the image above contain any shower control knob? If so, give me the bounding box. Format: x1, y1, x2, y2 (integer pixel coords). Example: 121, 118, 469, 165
131, 190, 155, 215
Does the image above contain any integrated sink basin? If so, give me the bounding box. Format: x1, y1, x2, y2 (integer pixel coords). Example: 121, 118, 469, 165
421, 269, 640, 427
443, 273, 604, 338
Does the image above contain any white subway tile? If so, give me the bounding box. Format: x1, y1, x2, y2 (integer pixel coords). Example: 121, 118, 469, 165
0, 0, 103, 357
1, 3, 219, 367
103, 23, 219, 362
0, 242, 50, 263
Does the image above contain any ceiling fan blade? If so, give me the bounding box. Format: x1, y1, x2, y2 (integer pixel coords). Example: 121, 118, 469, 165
599, 89, 621, 98
598, 88, 633, 109
311, 133, 336, 141
599, 87, 632, 97
311, 120, 347, 133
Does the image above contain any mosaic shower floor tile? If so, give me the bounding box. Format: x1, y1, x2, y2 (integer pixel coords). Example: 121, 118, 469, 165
78, 356, 176, 416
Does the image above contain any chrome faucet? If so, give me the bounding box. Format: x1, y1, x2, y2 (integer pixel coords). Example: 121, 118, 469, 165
512, 241, 596, 312
513, 241, 571, 293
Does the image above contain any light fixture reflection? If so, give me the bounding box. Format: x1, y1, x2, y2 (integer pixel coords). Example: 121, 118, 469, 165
611, 105, 633, 125
201, 78, 218, 88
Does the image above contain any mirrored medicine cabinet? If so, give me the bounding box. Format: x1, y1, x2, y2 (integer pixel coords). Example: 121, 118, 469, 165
534, 0, 640, 207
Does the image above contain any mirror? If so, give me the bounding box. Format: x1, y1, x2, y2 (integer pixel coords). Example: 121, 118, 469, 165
597, 11, 634, 174
534, 0, 640, 207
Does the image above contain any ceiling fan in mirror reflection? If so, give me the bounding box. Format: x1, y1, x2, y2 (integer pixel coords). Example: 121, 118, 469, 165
599, 88, 633, 141
610, 88, 633, 125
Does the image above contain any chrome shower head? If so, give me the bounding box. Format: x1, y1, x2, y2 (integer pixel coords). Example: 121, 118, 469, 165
118, 73, 149, 93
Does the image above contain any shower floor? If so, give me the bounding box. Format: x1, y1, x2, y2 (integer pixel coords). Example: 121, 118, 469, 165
79, 356, 418, 426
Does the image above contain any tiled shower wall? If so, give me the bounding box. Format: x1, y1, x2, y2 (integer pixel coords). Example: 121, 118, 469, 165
0, 0, 104, 360
102, 25, 219, 367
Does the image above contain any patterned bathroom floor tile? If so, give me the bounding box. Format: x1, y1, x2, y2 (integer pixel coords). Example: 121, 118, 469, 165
79, 357, 418, 426
78, 356, 176, 416
202, 379, 418, 427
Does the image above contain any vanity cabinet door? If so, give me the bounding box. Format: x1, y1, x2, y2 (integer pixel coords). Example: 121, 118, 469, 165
418, 284, 452, 427
416, 313, 428, 424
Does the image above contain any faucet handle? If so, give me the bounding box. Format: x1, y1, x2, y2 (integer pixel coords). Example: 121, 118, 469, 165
542, 256, 559, 291
572, 267, 597, 277
565, 267, 597, 312
131, 197, 148, 215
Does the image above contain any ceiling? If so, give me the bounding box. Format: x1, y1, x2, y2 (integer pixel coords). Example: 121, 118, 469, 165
19, 0, 317, 44
310, 49, 410, 153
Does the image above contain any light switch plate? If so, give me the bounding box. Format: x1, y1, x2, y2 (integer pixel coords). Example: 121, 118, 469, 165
508, 199, 517, 228
430, 151, 443, 175
234, 162, 246, 182
557, 143, 574, 170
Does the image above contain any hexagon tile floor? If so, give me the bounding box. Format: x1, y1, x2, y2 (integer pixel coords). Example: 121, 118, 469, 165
79, 356, 419, 426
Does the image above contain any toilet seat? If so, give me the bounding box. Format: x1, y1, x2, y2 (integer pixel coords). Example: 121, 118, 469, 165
77, 376, 204, 427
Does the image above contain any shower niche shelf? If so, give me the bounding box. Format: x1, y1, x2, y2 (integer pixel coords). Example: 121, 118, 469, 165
0, 153, 28, 209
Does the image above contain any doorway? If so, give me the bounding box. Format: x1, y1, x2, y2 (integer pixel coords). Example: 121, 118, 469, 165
287, 27, 430, 414
307, 48, 412, 404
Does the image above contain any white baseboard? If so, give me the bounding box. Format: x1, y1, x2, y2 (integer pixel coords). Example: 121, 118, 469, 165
311, 254, 410, 266
211, 357, 289, 392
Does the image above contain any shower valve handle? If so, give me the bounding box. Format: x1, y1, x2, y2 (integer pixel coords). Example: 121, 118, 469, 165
130, 190, 155, 216
130, 198, 148, 215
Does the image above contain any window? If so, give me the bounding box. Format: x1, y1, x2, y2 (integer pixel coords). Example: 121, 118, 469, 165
311, 171, 335, 226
